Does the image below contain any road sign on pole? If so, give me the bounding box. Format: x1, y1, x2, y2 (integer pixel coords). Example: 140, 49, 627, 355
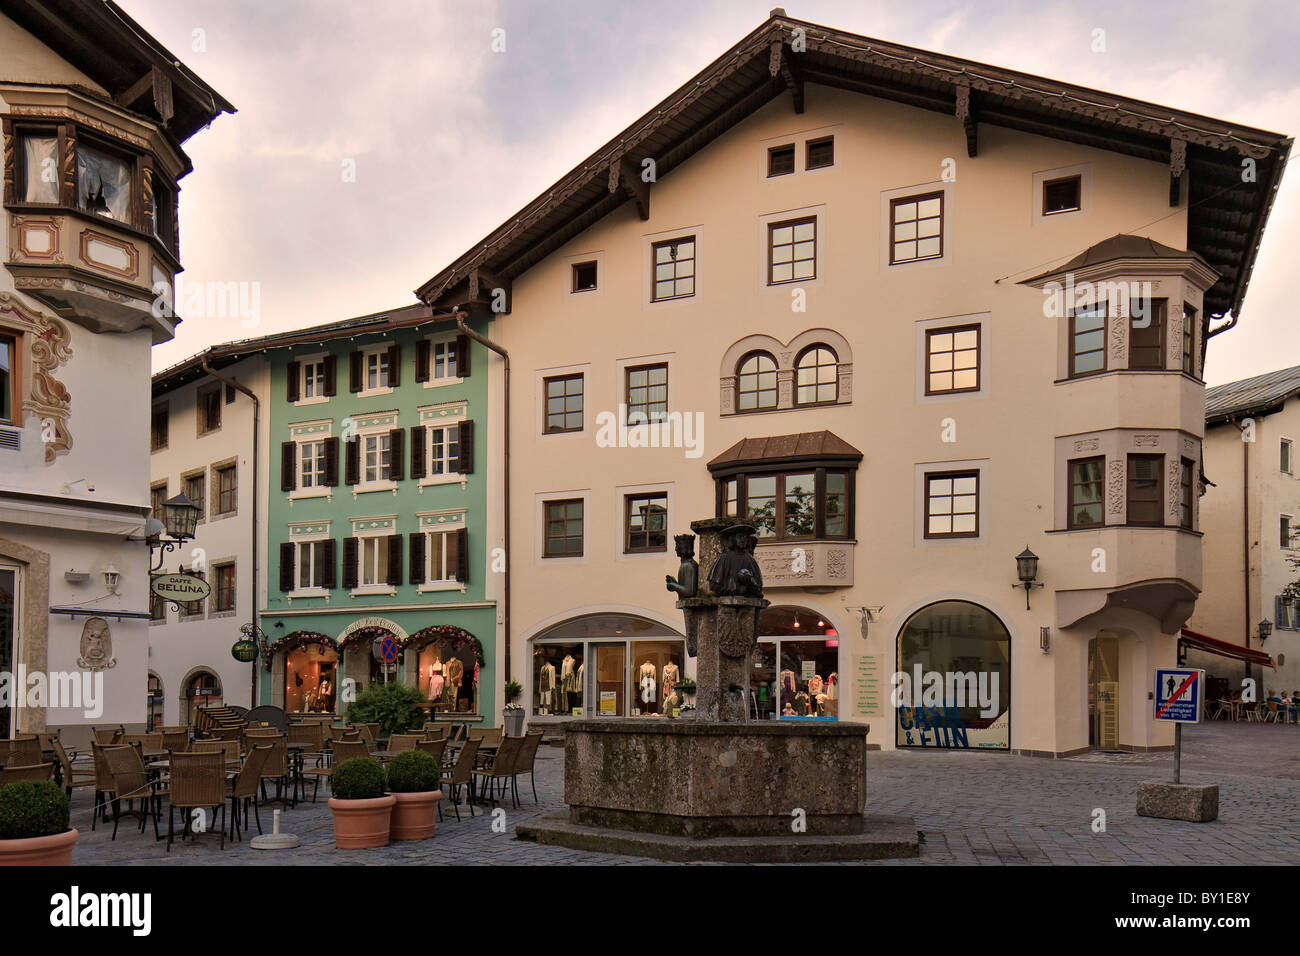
1154, 667, 1203, 785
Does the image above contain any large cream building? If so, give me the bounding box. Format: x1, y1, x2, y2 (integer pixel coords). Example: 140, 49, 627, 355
0, 0, 231, 743
418, 13, 1291, 755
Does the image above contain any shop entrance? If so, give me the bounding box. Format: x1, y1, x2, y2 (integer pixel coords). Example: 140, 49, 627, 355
0, 567, 17, 736
752, 606, 840, 720
1088, 633, 1120, 750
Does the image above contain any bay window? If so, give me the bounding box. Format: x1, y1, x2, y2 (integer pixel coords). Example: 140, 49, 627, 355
715, 469, 852, 540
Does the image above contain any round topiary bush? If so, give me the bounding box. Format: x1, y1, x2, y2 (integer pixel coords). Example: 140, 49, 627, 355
386, 750, 440, 793
0, 781, 71, 839
330, 757, 387, 800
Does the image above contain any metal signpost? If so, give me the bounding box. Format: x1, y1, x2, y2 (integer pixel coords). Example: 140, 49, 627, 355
1154, 667, 1204, 784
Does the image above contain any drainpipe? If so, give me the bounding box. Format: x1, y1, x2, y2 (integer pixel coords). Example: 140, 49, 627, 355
452, 308, 511, 689
1232, 417, 1252, 688
202, 358, 260, 709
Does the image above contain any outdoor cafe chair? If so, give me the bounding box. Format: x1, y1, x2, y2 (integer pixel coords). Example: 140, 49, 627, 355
91, 726, 124, 745
103, 745, 161, 842
513, 731, 544, 804
415, 736, 447, 767
255, 735, 295, 808
160, 730, 189, 752
191, 738, 241, 768
121, 732, 162, 750
53, 737, 96, 799
442, 737, 479, 821
472, 734, 524, 809
388, 733, 424, 753
166, 751, 226, 851
2, 734, 41, 767
228, 743, 274, 841
0, 762, 55, 786
329, 739, 369, 765
90, 743, 118, 830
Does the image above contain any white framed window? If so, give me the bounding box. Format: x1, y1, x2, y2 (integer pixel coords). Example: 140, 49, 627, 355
432, 340, 458, 380
299, 356, 327, 403
757, 205, 825, 294
428, 424, 460, 476
357, 346, 394, 397
1032, 163, 1092, 226
299, 440, 326, 488
562, 250, 604, 300
878, 182, 950, 272
363, 433, 391, 484
425, 530, 459, 583
914, 312, 990, 404
297, 540, 329, 591
358, 534, 390, 587
1282, 438, 1293, 475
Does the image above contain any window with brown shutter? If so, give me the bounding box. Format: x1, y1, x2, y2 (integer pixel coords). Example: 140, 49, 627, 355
342, 537, 359, 589
1126, 454, 1164, 526
386, 345, 401, 387
386, 534, 403, 586
281, 442, 297, 492
415, 341, 430, 382
323, 437, 339, 486
344, 437, 359, 485
456, 527, 469, 583
388, 428, 405, 481
286, 361, 300, 402
410, 425, 427, 478
279, 542, 295, 591
409, 532, 425, 584
456, 420, 474, 473
349, 351, 363, 392
455, 334, 471, 377
323, 355, 337, 396
321, 538, 337, 589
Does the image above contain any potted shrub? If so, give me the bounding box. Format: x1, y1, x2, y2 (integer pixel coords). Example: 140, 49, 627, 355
345, 681, 427, 739
0, 780, 78, 865
503, 679, 525, 736
386, 750, 442, 841
327, 757, 394, 849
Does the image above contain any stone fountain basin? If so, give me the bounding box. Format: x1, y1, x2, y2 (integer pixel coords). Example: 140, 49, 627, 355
563, 718, 869, 838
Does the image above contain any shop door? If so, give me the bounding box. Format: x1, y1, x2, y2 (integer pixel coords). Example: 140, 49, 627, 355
1088, 634, 1120, 750
592, 643, 625, 717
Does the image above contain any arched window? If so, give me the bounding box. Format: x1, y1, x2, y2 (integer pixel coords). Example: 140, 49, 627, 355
183, 670, 223, 727
736, 351, 778, 411
896, 601, 1010, 750
795, 346, 838, 405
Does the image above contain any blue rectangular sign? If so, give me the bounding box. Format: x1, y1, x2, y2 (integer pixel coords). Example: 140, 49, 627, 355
1154, 668, 1203, 723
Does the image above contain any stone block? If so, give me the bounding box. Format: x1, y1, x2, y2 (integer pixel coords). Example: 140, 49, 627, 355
1136, 781, 1219, 822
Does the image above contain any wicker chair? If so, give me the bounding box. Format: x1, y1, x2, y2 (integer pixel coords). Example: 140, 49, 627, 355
330, 739, 370, 764
227, 743, 274, 840
420, 722, 447, 739
90, 742, 118, 830
0, 762, 55, 786
442, 738, 480, 820
160, 730, 189, 752
121, 733, 162, 751
415, 736, 448, 767
350, 724, 380, 752
103, 745, 161, 841
2, 734, 41, 767
388, 733, 424, 753
191, 738, 240, 768
513, 731, 544, 804
51, 737, 95, 798
165, 751, 226, 851
92, 726, 124, 745
472, 735, 524, 808
256, 736, 294, 808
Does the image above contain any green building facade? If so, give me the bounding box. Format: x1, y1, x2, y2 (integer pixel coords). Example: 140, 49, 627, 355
260, 305, 498, 726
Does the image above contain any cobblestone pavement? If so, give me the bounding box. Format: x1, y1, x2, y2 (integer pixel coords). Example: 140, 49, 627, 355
68, 721, 1299, 866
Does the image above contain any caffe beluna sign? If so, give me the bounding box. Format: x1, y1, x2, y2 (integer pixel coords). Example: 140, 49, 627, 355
150, 573, 211, 603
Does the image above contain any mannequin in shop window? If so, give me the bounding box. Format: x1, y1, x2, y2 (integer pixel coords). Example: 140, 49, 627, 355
445, 655, 464, 710
639, 661, 657, 715
825, 672, 838, 717
560, 654, 578, 713
427, 657, 445, 707
538, 658, 557, 715
779, 669, 796, 713
661, 660, 679, 702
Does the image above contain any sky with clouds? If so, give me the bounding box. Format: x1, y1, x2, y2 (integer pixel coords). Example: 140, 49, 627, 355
130, 0, 1299, 386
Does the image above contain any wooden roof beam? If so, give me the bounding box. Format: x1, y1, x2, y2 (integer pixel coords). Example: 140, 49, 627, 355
608, 154, 650, 221
955, 81, 977, 158
769, 40, 804, 113
468, 266, 511, 314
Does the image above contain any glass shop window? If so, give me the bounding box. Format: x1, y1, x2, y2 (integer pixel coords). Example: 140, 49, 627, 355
533, 643, 584, 717
285, 644, 338, 714
629, 640, 685, 717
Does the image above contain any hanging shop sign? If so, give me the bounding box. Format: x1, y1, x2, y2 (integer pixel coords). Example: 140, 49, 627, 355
231, 639, 259, 663
150, 573, 211, 603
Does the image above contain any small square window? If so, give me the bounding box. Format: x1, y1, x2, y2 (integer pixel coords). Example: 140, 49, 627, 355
768, 217, 816, 285
544, 374, 584, 433
651, 237, 695, 301
925, 325, 980, 394
806, 136, 834, 170
767, 144, 795, 177
1043, 175, 1082, 215
572, 261, 598, 293
1069, 457, 1105, 529
544, 499, 584, 557
625, 493, 669, 553
890, 193, 943, 264
925, 471, 979, 538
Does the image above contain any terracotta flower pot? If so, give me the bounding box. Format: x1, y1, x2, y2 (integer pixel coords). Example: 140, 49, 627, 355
0, 828, 79, 866
328, 795, 396, 849
390, 789, 443, 841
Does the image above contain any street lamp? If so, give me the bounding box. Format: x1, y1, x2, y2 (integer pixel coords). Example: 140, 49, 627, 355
133, 492, 200, 572
1014, 546, 1043, 610
1258, 619, 1273, 642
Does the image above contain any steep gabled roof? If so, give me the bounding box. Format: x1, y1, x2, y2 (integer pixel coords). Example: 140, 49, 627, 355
415, 11, 1290, 321
151, 303, 447, 396
0, 0, 235, 142
1205, 364, 1300, 424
